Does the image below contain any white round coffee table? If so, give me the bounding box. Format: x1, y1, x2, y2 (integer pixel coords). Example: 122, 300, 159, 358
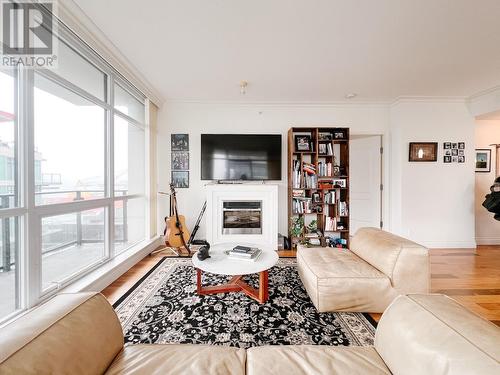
192, 243, 279, 303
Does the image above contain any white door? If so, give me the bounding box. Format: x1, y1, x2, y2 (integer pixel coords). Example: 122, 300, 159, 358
349, 135, 382, 234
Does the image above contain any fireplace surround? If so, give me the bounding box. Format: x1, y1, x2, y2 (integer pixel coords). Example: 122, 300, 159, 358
205, 184, 278, 249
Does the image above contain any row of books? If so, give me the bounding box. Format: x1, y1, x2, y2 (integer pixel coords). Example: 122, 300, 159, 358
324, 216, 348, 231
319, 143, 334, 156
317, 162, 333, 177
292, 197, 313, 214
324, 191, 335, 204
303, 173, 318, 189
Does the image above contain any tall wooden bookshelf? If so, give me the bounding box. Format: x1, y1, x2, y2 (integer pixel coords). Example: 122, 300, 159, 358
287, 127, 350, 249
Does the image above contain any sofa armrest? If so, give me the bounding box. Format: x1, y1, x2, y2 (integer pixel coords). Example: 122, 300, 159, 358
375, 294, 500, 375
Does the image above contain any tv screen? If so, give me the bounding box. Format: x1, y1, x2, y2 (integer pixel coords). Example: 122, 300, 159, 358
201, 134, 282, 180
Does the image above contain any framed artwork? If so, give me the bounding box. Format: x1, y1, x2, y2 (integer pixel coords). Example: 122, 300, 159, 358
475, 149, 491, 172
171, 171, 189, 188
333, 178, 347, 188
171, 152, 189, 170
171, 134, 189, 151
333, 129, 347, 140
409, 142, 438, 162
295, 135, 312, 152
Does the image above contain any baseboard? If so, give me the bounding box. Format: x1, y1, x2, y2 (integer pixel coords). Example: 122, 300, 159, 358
63, 237, 163, 294
420, 240, 477, 249
475, 237, 500, 245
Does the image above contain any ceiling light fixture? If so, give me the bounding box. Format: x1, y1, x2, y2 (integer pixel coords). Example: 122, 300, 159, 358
345, 93, 357, 99
240, 81, 248, 95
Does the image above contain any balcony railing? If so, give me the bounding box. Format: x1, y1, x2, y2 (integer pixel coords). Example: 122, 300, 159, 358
0, 190, 128, 272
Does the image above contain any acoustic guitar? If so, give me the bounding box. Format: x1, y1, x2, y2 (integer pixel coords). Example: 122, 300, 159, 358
164, 183, 191, 252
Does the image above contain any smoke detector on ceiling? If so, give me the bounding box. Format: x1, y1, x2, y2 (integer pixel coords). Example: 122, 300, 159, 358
345, 93, 357, 99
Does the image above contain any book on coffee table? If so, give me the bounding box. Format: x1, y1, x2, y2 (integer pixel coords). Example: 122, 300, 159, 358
226, 247, 262, 262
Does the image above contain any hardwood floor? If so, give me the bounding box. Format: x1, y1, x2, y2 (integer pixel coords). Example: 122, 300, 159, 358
102, 246, 500, 326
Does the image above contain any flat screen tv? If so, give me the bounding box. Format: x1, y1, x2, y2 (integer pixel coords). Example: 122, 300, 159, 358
201, 134, 282, 180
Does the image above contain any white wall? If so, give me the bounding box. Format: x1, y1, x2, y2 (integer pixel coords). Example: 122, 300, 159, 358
475, 120, 500, 244
157, 99, 478, 248
157, 102, 389, 240
390, 100, 476, 248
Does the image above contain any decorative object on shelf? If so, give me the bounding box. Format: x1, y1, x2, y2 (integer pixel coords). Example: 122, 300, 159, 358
295, 135, 312, 152
312, 192, 321, 203
333, 129, 347, 140
318, 132, 332, 141
475, 149, 491, 172
171, 151, 189, 170
409, 142, 437, 162
171, 171, 189, 188
307, 219, 318, 233
444, 142, 466, 164
290, 216, 304, 238
333, 178, 347, 188
171, 134, 189, 151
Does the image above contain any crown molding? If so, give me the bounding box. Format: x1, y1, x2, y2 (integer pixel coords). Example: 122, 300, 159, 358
163, 99, 391, 107
55, 0, 165, 107
163, 96, 469, 108
467, 85, 500, 101
390, 96, 467, 106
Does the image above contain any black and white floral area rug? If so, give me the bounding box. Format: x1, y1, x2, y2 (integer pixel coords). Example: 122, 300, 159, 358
113, 258, 376, 348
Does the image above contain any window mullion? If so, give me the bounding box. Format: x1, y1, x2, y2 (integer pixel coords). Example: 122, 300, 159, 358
109, 77, 115, 257
19, 66, 40, 309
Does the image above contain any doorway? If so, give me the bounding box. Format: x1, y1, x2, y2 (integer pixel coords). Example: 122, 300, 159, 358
349, 135, 383, 234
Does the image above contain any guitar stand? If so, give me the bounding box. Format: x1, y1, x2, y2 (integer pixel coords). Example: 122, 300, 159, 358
150, 243, 192, 257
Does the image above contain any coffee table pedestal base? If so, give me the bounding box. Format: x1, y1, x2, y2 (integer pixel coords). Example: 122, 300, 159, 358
196, 268, 269, 303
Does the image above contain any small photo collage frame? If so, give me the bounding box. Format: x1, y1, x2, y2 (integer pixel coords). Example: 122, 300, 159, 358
171, 134, 189, 188
443, 142, 465, 164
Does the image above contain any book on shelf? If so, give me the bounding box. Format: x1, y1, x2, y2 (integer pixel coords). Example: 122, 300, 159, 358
339, 201, 349, 216
324, 191, 335, 204
327, 143, 333, 156
324, 216, 337, 231
292, 189, 305, 198
292, 160, 301, 188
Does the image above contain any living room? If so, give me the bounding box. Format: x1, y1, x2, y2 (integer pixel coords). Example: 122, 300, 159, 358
0, 0, 499, 374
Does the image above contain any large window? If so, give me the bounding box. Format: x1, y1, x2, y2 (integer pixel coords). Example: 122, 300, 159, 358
0, 16, 152, 323
34, 74, 106, 205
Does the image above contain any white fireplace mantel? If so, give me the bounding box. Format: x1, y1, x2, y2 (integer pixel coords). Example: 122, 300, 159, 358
205, 183, 278, 250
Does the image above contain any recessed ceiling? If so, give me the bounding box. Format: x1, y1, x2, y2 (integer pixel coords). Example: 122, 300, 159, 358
74, 0, 500, 102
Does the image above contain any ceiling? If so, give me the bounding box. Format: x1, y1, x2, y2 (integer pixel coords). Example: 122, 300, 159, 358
73, 0, 500, 102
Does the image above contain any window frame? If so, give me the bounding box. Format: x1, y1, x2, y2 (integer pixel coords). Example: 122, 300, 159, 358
0, 10, 151, 323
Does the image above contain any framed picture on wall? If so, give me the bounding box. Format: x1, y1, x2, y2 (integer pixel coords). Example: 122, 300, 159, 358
171, 152, 189, 170
408, 142, 438, 162
475, 149, 491, 172
171, 134, 189, 151
171, 171, 189, 188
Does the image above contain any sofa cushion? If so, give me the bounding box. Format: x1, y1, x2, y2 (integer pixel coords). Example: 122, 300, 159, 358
0, 292, 123, 375
350, 227, 427, 282
375, 294, 500, 375
297, 246, 395, 312
246, 345, 391, 375
105, 344, 246, 375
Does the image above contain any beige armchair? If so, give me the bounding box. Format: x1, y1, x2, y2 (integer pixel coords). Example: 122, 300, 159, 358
297, 227, 430, 312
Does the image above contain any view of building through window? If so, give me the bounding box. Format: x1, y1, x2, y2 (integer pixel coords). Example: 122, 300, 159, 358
0, 26, 148, 322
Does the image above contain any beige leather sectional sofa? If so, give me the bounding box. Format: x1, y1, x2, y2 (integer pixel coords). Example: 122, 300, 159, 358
1, 292, 499, 374
298, 227, 430, 312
